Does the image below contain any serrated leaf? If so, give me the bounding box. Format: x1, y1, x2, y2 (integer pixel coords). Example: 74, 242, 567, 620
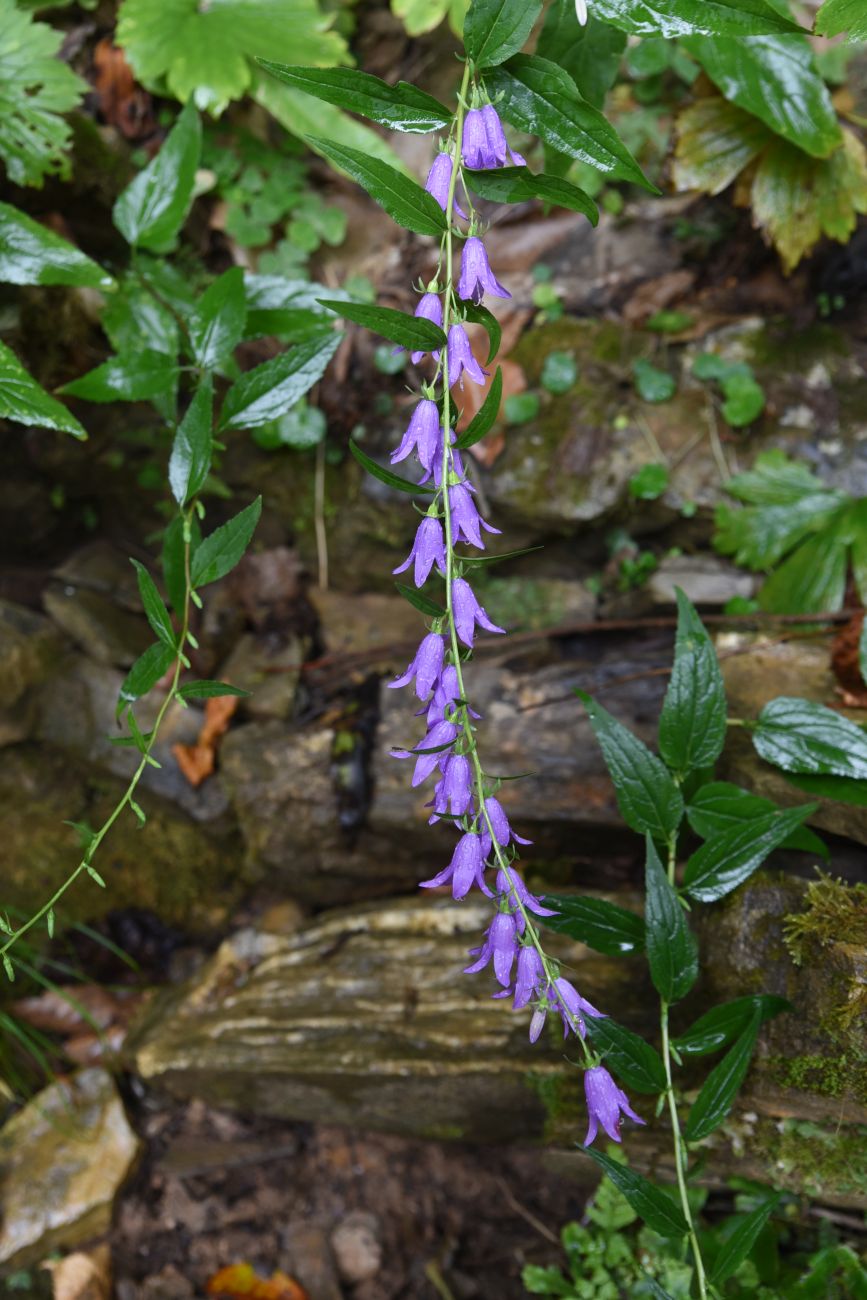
753, 696, 867, 779
682, 34, 841, 160
454, 368, 503, 449
710, 1193, 783, 1284
113, 101, 201, 252
58, 350, 180, 404
349, 440, 435, 495
485, 55, 652, 189
539, 894, 646, 955
395, 582, 445, 616
0, 340, 86, 438
590, 0, 799, 37
683, 804, 814, 902
464, 0, 543, 67
577, 690, 684, 839
687, 782, 829, 859
658, 589, 727, 774
0, 0, 87, 187
684, 1012, 760, 1140
190, 497, 262, 588
758, 531, 848, 615
673, 95, 772, 196
674, 994, 791, 1057
536, 3, 626, 110
117, 0, 348, 117
318, 299, 445, 351
178, 680, 251, 700
169, 376, 213, 507
461, 302, 501, 366
131, 559, 176, 647
0, 202, 113, 289
816, 0, 867, 41
307, 136, 447, 236
189, 266, 247, 370
257, 63, 451, 133
220, 332, 340, 431
585, 1016, 667, 1093
584, 1150, 689, 1238
117, 641, 176, 714
463, 167, 598, 222
645, 836, 698, 1004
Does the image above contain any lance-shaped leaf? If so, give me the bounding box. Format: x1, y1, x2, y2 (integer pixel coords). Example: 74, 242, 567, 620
463, 166, 598, 222
188, 266, 247, 370
0, 341, 86, 439
178, 680, 250, 700
585, 1017, 667, 1093
753, 696, 867, 780
117, 641, 176, 715
58, 351, 180, 403
540, 894, 645, 955
684, 1011, 761, 1141
584, 1150, 689, 1238
169, 377, 213, 507
461, 302, 500, 366
590, 0, 799, 37
220, 332, 340, 431
349, 440, 435, 495
190, 497, 262, 589
395, 583, 445, 617
257, 63, 451, 133
710, 1193, 783, 1284
317, 299, 445, 352
485, 55, 653, 189
687, 782, 828, 859
454, 368, 503, 449
113, 101, 201, 252
683, 804, 815, 902
674, 994, 791, 1057
307, 137, 447, 237
463, 0, 543, 68
0, 202, 113, 289
130, 560, 175, 647
576, 690, 684, 839
644, 835, 698, 1004
658, 589, 727, 775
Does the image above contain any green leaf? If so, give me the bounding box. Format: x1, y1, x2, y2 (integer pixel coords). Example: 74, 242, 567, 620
683, 804, 814, 902
0, 202, 113, 289
536, 2, 627, 110
539, 894, 646, 955
161, 512, 199, 616
243, 275, 336, 341
464, 0, 543, 67
577, 690, 684, 839
816, 0, 867, 41
629, 464, 669, 500
585, 1017, 667, 1093
102, 273, 180, 357
117, 641, 176, 713
724, 449, 831, 506
640, 1281, 676, 1300
113, 101, 202, 252
190, 497, 262, 588
349, 440, 435, 494
306, 136, 447, 237
686, 782, 829, 859
785, 770, 867, 807
395, 582, 445, 616
540, 350, 577, 394
454, 368, 503, 449
462, 302, 501, 366
117, 0, 348, 116
317, 298, 445, 352
658, 589, 727, 774
220, 332, 341, 431
463, 167, 598, 223
130, 559, 176, 647
674, 994, 791, 1057
710, 1193, 783, 1284
684, 1012, 761, 1141
485, 55, 652, 189
682, 35, 841, 159
178, 680, 251, 700
721, 371, 765, 426
0, 340, 86, 438
763, 530, 849, 616
584, 1150, 689, 1238
189, 266, 247, 369
0, 0, 87, 187
633, 357, 676, 402
644, 836, 698, 1004
258, 63, 451, 133
590, 0, 800, 37
169, 376, 213, 507
58, 350, 180, 404
753, 696, 867, 779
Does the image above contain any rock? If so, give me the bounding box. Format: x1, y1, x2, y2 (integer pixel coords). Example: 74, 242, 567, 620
330, 1211, 382, 1284
310, 588, 421, 665
129, 889, 866, 1203
216, 632, 304, 721
647, 555, 755, 608
0, 599, 62, 746
42, 544, 152, 668
282, 1222, 342, 1300
0, 1068, 140, 1271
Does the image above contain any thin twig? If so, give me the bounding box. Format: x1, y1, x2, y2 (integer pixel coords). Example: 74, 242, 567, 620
495, 1176, 559, 1244
314, 436, 329, 592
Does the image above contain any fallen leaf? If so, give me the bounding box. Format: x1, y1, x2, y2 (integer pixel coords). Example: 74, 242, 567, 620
92, 38, 155, 141
13, 985, 120, 1035
174, 695, 239, 787
206, 1262, 309, 1299
621, 270, 696, 326
44, 1245, 111, 1300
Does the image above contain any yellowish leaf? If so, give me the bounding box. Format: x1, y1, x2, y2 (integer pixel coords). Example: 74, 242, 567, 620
673, 95, 771, 196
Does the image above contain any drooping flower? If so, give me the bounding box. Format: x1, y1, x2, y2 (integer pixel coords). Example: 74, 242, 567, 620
391, 399, 442, 473
409, 719, 459, 786
481, 105, 526, 167
410, 293, 443, 365
512, 945, 545, 1009
447, 324, 487, 387
439, 753, 474, 816
583, 1066, 644, 1146
553, 977, 605, 1038
457, 236, 511, 305
486, 800, 533, 850
462, 107, 498, 170
425, 153, 467, 218
494, 868, 556, 922
424, 664, 481, 727
388, 631, 444, 700
420, 831, 492, 899
464, 911, 519, 985
393, 517, 446, 588
449, 482, 501, 549
452, 577, 506, 649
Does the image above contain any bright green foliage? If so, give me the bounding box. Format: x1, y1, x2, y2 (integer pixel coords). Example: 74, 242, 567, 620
692, 352, 766, 427
0, 202, 113, 289
537, 3, 627, 110
391, 0, 468, 36
815, 0, 867, 41
629, 464, 669, 499
116, 0, 348, 115
0, 0, 86, 187
0, 339, 86, 438
590, 0, 799, 38
633, 357, 676, 402
464, 0, 543, 68
113, 101, 202, 252
258, 64, 452, 133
